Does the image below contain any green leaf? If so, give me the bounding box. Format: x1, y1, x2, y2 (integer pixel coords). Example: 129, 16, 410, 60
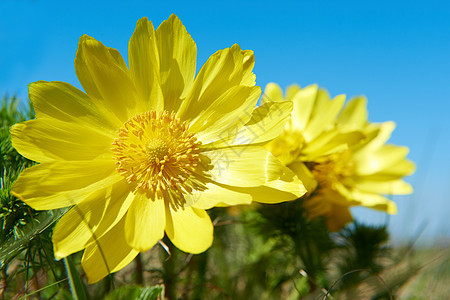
64, 255, 87, 300
104, 285, 164, 300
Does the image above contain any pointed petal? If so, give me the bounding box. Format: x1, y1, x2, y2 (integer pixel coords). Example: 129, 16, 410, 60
52, 178, 133, 259
11, 118, 113, 163
207, 100, 293, 148
155, 14, 197, 112
354, 178, 413, 195
29, 81, 121, 133
285, 84, 301, 101
128, 17, 164, 111
304, 91, 345, 141
12, 161, 119, 210
75, 35, 140, 121
190, 85, 261, 144
337, 96, 368, 130
165, 206, 213, 254
291, 84, 318, 131
178, 44, 255, 121
125, 194, 165, 252
81, 218, 139, 284
262, 82, 284, 102
287, 161, 318, 193
192, 167, 305, 209
354, 145, 411, 176
204, 146, 285, 187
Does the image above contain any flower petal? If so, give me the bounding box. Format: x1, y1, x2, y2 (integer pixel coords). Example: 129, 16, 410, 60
190, 85, 261, 144
128, 17, 164, 111
178, 44, 255, 122
336, 184, 398, 214
165, 206, 213, 254
207, 100, 293, 148
125, 194, 166, 252
286, 161, 318, 193
52, 178, 133, 259
81, 218, 139, 284
192, 167, 306, 209
11, 118, 113, 162
262, 82, 284, 102
354, 145, 411, 176
75, 35, 140, 121
29, 81, 121, 133
304, 91, 345, 141
204, 146, 284, 187
12, 161, 119, 210
290, 84, 318, 131
155, 14, 197, 112
354, 178, 413, 195
337, 96, 368, 130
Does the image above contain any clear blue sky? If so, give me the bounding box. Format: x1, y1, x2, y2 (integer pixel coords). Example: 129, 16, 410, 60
1, 0, 449, 243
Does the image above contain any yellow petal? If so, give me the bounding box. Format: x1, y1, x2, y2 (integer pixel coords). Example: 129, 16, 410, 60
165, 206, 213, 254
304, 91, 345, 141
354, 178, 413, 195
241, 49, 256, 86
190, 85, 261, 144
125, 194, 165, 252
287, 161, 318, 193
303, 197, 353, 231
81, 218, 139, 284
285, 84, 301, 101
155, 14, 197, 112
204, 146, 284, 187
75, 35, 140, 122
291, 84, 318, 131
29, 81, 121, 134
11, 118, 113, 163
354, 145, 411, 175
191, 169, 305, 209
128, 17, 164, 111
325, 204, 353, 231
262, 82, 284, 102
362, 159, 416, 180
336, 184, 398, 214
208, 100, 293, 148
52, 179, 133, 259
12, 161, 119, 210
178, 44, 255, 121
337, 96, 368, 130
355, 122, 395, 155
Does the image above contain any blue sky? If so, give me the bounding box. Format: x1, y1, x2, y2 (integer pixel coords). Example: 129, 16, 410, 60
1, 0, 449, 242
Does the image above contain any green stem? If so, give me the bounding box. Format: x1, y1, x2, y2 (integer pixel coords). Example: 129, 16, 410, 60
135, 253, 144, 285
162, 237, 177, 300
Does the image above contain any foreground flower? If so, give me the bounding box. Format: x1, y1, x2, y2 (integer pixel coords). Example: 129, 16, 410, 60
11, 16, 305, 283
265, 83, 415, 230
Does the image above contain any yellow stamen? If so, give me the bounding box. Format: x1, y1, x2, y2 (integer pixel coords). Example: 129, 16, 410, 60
112, 110, 210, 210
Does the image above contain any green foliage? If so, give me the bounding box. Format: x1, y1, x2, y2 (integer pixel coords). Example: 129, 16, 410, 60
336, 222, 391, 288
0, 96, 35, 246
64, 256, 88, 300
104, 285, 163, 300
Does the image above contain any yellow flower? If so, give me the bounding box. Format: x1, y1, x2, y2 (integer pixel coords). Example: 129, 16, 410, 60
10, 16, 305, 283
265, 83, 414, 231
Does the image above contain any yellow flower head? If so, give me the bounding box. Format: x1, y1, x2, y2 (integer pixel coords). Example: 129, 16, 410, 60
10, 16, 305, 283
265, 83, 415, 231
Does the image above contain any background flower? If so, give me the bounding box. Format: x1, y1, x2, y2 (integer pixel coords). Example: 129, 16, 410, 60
265, 83, 415, 230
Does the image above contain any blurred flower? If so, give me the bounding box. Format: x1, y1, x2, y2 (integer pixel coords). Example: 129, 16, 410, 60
265, 83, 415, 231
10, 16, 305, 283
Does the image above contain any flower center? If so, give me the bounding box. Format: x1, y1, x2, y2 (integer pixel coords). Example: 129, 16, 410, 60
306, 151, 354, 189
146, 139, 168, 163
111, 110, 210, 210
